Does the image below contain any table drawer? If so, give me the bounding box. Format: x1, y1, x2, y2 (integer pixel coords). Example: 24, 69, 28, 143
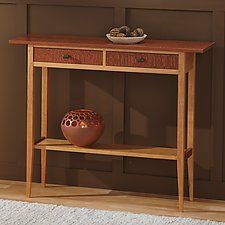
106, 51, 178, 69
34, 48, 103, 65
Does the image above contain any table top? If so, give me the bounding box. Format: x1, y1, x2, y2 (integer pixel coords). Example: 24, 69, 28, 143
9, 34, 214, 53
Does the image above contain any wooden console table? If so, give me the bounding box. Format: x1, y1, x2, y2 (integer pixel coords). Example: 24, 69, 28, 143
9, 35, 214, 211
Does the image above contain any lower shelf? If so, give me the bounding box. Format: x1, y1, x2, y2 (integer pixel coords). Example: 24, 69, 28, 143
35, 138, 178, 160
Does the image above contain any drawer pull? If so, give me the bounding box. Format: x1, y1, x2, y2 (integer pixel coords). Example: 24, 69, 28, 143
63, 54, 71, 59
137, 57, 145, 63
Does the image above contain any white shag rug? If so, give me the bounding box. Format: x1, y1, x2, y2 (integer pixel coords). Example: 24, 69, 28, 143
0, 199, 224, 225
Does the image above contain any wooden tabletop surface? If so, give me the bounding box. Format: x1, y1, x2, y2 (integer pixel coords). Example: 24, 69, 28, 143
9, 34, 214, 53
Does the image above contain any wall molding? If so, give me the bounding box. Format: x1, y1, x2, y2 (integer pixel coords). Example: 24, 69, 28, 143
211, 11, 225, 183
0, 0, 225, 11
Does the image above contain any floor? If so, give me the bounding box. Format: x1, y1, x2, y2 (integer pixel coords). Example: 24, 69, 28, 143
0, 180, 224, 222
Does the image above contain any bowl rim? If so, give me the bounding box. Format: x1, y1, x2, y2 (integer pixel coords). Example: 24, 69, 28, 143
106, 33, 147, 39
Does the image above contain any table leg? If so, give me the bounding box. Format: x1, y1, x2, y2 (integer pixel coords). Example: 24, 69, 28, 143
41, 149, 47, 187
177, 53, 187, 211
187, 54, 196, 201
41, 67, 48, 187
26, 45, 34, 197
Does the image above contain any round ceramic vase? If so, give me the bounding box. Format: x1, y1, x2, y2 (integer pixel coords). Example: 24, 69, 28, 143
61, 109, 104, 147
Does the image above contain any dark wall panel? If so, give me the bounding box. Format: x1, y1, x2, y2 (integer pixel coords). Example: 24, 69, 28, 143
28, 5, 114, 36
124, 75, 178, 178
126, 9, 212, 41
0, 3, 26, 180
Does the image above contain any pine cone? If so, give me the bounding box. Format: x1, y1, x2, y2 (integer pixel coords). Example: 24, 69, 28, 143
117, 33, 126, 37
110, 28, 120, 37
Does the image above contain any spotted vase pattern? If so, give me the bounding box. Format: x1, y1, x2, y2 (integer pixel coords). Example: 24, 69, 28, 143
61, 109, 104, 147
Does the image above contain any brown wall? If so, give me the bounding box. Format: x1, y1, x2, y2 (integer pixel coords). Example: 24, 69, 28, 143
1, 0, 225, 200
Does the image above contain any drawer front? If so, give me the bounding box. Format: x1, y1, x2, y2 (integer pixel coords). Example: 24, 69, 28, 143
34, 48, 103, 65
106, 52, 178, 69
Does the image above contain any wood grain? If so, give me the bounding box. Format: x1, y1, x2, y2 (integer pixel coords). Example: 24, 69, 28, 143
106, 51, 178, 69
41, 67, 48, 188
33, 62, 179, 75
177, 53, 187, 211
187, 54, 196, 201
9, 35, 214, 53
35, 138, 178, 160
26, 45, 34, 198
41, 67, 48, 138
34, 47, 103, 65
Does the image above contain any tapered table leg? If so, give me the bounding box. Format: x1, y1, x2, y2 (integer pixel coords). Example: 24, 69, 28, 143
41, 67, 48, 187
177, 53, 187, 211
187, 54, 196, 201
41, 149, 47, 187
26, 45, 34, 197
